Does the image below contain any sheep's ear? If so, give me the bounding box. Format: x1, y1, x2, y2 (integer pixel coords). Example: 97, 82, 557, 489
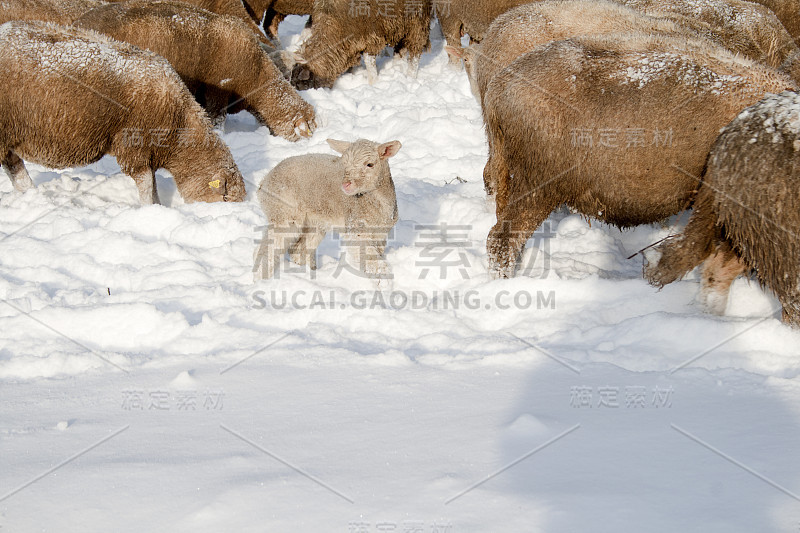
293, 51, 308, 65
327, 139, 351, 153
378, 140, 401, 159
444, 45, 464, 60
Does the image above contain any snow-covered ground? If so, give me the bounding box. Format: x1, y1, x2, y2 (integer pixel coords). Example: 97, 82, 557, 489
2, 17, 800, 532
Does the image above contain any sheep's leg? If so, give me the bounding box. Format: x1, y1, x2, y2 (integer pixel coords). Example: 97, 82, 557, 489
131, 168, 160, 205
780, 294, 800, 328
697, 241, 746, 314
289, 228, 325, 270
406, 54, 420, 79
2, 150, 33, 192
364, 54, 378, 85
203, 86, 231, 128
645, 187, 718, 287
487, 193, 556, 279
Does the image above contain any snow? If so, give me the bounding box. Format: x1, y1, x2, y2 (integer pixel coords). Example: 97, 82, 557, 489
2, 16, 800, 533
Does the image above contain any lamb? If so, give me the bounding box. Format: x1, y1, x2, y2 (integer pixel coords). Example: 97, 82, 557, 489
449, 0, 800, 107
0, 0, 106, 25
481, 33, 796, 278
254, 138, 401, 280
646, 91, 800, 326
433, 0, 531, 66
74, 0, 316, 141
0, 21, 246, 204
292, 0, 432, 88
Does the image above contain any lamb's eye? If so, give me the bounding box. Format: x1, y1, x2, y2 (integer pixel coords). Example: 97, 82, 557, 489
366, 163, 374, 168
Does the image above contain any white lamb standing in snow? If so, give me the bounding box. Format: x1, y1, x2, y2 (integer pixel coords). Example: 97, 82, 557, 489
254, 138, 401, 280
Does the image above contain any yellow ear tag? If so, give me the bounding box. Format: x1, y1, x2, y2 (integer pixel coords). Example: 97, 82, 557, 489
208, 180, 221, 189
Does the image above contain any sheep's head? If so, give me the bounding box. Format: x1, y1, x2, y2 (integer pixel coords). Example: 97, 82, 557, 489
327, 138, 402, 196
445, 45, 480, 101
190, 165, 246, 203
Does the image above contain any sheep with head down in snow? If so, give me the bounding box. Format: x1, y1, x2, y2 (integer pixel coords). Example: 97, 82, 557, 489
647, 91, 800, 326
292, 0, 432, 88
254, 139, 401, 280
74, 0, 316, 140
0, 21, 245, 204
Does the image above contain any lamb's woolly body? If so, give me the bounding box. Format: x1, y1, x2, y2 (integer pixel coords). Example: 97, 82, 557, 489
254, 139, 399, 279
648, 91, 800, 326
0, 21, 245, 203
482, 32, 796, 278
295, 0, 431, 87
74, 0, 315, 140
0, 0, 105, 24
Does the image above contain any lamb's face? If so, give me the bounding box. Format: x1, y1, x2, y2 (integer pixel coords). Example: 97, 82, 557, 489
326, 139, 401, 196
340, 143, 384, 196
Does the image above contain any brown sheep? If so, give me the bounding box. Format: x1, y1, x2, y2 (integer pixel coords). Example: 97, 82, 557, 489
646, 91, 800, 325
434, 0, 531, 66
615, 0, 800, 82
74, 0, 316, 141
293, 0, 432, 88
748, 0, 800, 42
0, 0, 106, 25
482, 33, 796, 278
450, 0, 800, 108
0, 21, 246, 204
105, 0, 275, 45
448, 0, 698, 106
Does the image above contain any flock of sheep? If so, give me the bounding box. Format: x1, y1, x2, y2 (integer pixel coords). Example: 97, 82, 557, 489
1, 0, 799, 327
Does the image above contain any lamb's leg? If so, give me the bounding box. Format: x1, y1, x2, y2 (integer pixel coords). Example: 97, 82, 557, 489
346, 232, 390, 278
645, 186, 718, 287
131, 168, 160, 205
289, 228, 325, 270
487, 192, 556, 279
2, 150, 33, 192
364, 54, 378, 84
698, 241, 746, 314
254, 223, 297, 280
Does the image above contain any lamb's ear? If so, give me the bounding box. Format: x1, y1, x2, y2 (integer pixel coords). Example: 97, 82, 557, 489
378, 140, 402, 159
327, 139, 351, 153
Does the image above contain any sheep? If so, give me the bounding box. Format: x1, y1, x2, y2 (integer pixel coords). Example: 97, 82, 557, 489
105, 0, 276, 46
481, 33, 796, 279
434, 0, 531, 67
292, 0, 432, 88
449, 0, 800, 107
74, 0, 316, 141
614, 0, 800, 82
254, 138, 401, 280
0, 21, 246, 204
447, 0, 700, 105
740, 0, 800, 43
646, 91, 800, 326
0, 0, 106, 25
